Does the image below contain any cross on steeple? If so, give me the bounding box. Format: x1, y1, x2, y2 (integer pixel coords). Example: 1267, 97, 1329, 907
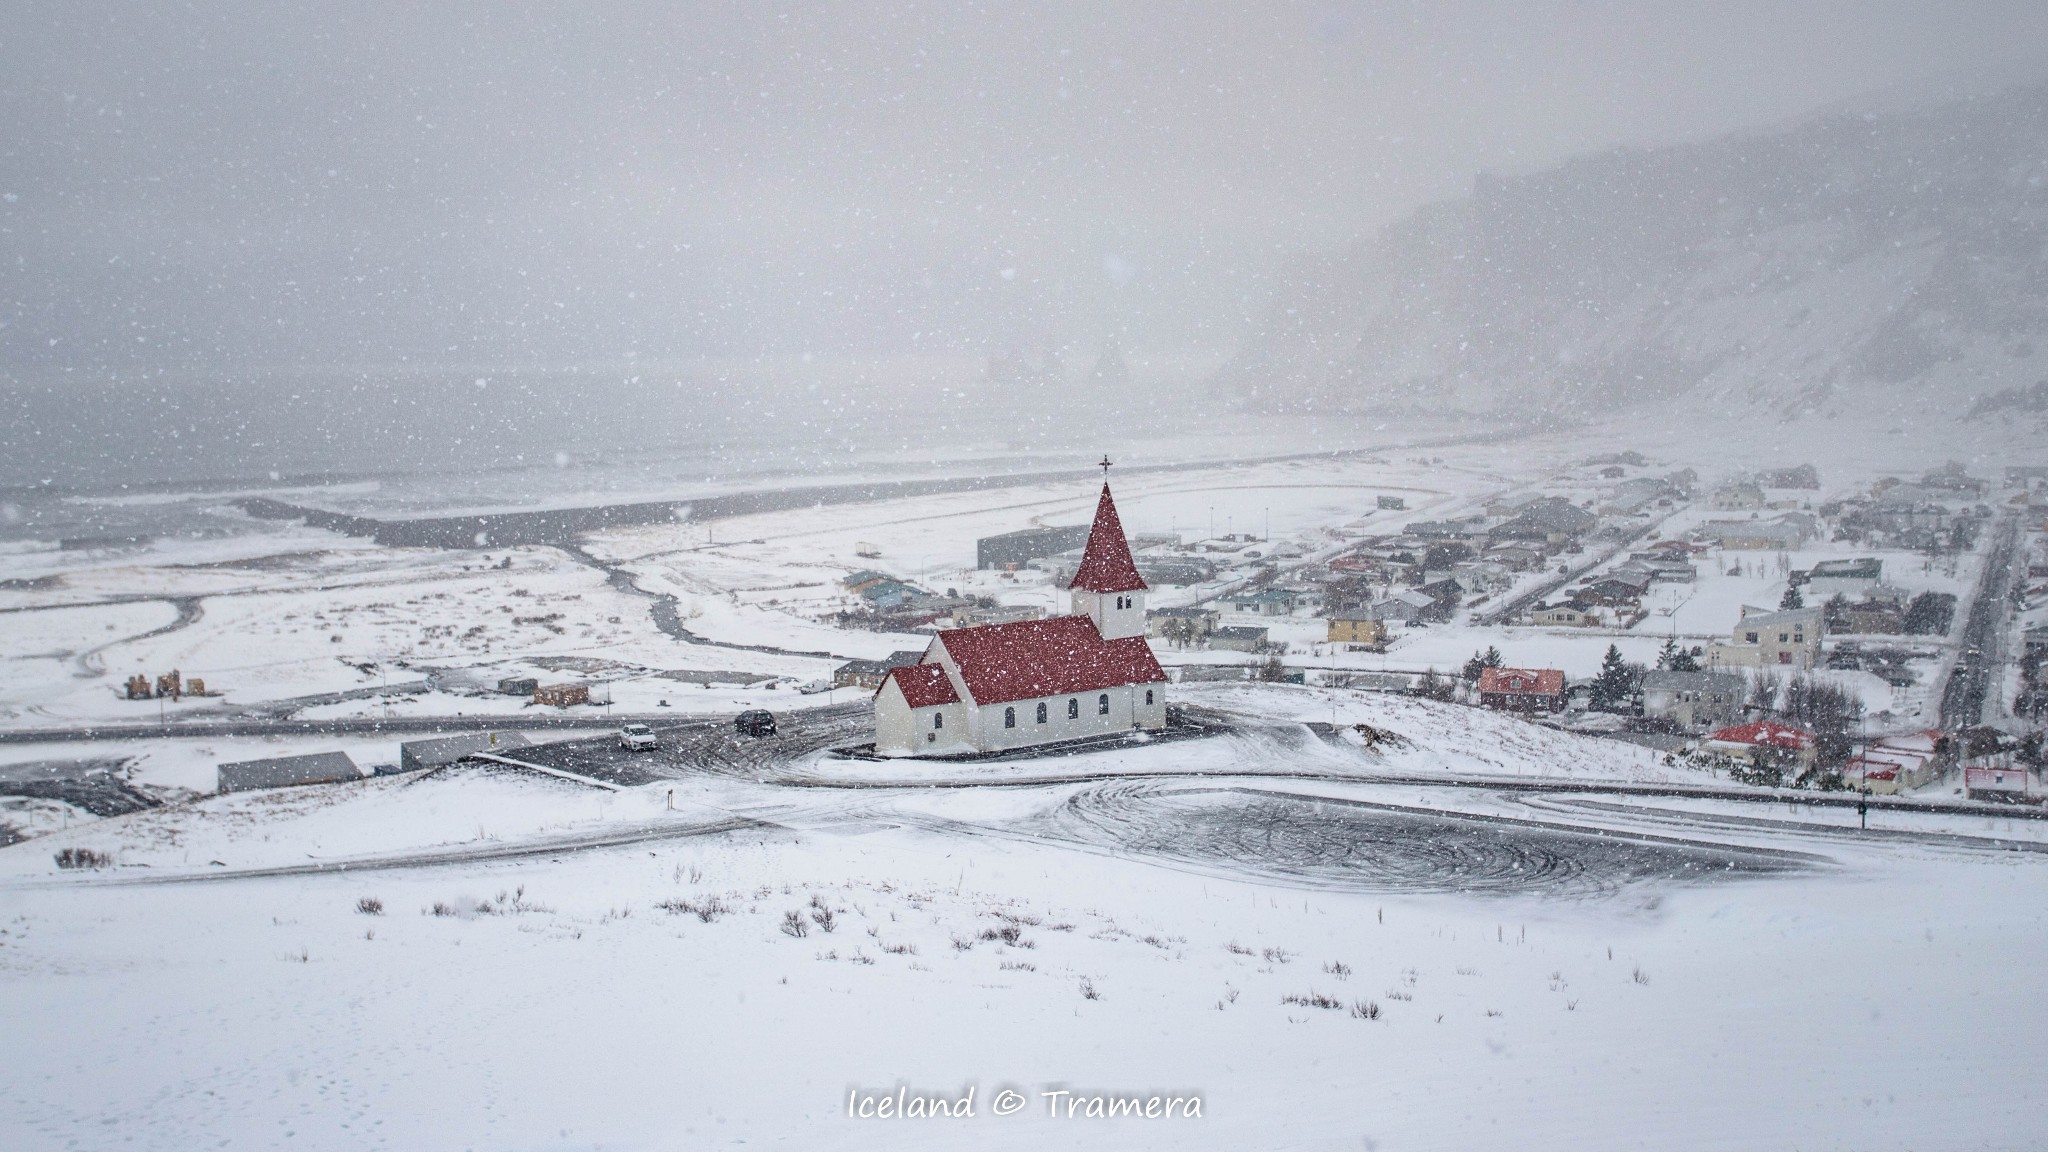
1098, 454, 1114, 481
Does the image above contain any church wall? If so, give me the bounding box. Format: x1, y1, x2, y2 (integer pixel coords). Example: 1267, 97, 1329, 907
969, 682, 1162, 751
872, 678, 918, 756
875, 677, 970, 757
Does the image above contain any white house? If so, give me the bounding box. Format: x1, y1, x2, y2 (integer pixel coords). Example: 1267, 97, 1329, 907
873, 481, 1168, 757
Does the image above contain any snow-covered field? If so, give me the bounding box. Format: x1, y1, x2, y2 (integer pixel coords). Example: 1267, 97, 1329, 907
3, 739, 2045, 1150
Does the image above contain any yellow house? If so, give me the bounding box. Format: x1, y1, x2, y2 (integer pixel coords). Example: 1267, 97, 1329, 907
1326, 616, 1387, 648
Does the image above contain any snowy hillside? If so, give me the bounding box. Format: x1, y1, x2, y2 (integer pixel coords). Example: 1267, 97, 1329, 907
1221, 83, 2048, 430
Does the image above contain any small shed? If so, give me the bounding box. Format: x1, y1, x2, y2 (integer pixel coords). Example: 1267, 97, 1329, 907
217, 751, 360, 794
1209, 626, 1270, 652
399, 732, 531, 773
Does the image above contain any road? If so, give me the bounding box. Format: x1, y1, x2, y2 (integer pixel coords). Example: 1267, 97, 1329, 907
1940, 512, 2023, 730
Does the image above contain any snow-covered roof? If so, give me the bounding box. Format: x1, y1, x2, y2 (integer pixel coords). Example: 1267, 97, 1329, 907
1477, 667, 1566, 696
1706, 720, 1814, 749
935, 615, 1164, 705
882, 663, 959, 708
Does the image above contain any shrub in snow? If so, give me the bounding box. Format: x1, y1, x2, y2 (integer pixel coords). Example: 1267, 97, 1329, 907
53, 847, 110, 870
1349, 1000, 1381, 1020
1281, 991, 1342, 1010
356, 897, 384, 916
780, 910, 809, 938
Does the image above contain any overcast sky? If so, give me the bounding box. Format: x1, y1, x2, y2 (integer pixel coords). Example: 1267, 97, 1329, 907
5, 1, 2047, 378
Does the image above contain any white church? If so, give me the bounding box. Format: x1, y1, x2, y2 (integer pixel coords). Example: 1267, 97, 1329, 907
872, 479, 1168, 756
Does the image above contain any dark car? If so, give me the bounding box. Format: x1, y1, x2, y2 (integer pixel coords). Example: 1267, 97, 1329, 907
734, 709, 777, 737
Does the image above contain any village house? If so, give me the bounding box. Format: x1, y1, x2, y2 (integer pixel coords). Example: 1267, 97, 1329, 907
834, 650, 927, 690
1804, 557, 1883, 600
1476, 667, 1568, 713
1702, 720, 1817, 769
1491, 498, 1597, 545
1847, 730, 1944, 795
1325, 616, 1388, 649
1208, 625, 1270, 652
1530, 602, 1594, 627
871, 480, 1168, 757
1226, 587, 1297, 616
1701, 516, 1815, 551
1369, 587, 1441, 623
1708, 605, 1823, 669
1484, 541, 1550, 572
1826, 597, 1906, 635
1639, 670, 1744, 731
949, 603, 1045, 629
1712, 482, 1766, 511
1576, 569, 1653, 607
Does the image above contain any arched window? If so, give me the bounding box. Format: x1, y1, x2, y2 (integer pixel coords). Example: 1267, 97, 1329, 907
1144, 689, 1154, 706
1067, 698, 1079, 719
1035, 702, 1048, 724
1004, 707, 1016, 728
1097, 693, 1110, 715
933, 712, 943, 729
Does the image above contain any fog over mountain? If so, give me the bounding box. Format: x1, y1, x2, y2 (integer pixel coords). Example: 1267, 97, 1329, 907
1223, 83, 2048, 431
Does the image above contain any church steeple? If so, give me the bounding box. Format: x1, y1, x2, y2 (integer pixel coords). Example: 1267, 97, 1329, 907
1069, 478, 1147, 639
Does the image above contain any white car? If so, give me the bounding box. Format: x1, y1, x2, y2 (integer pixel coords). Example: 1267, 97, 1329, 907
618, 723, 658, 752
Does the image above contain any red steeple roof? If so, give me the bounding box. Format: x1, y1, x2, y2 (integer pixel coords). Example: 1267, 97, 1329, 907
1068, 483, 1147, 594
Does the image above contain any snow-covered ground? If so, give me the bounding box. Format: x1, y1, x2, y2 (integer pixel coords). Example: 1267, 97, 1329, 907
3, 740, 2044, 1150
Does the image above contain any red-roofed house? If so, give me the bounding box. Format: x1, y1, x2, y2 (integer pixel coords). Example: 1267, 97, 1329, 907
873, 480, 1168, 756
1704, 720, 1816, 768
1476, 667, 1568, 712
1848, 730, 1943, 795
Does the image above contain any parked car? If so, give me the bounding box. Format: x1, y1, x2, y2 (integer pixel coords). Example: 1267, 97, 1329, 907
618, 723, 658, 752
734, 710, 777, 737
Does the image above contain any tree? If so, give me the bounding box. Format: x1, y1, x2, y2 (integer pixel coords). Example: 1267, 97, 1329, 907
1590, 644, 1640, 712
1747, 670, 1782, 716
1461, 646, 1504, 682
1822, 593, 1850, 631
1654, 637, 1703, 672
1779, 583, 1804, 610
1411, 669, 1455, 702
1783, 674, 1864, 771
1905, 591, 1957, 636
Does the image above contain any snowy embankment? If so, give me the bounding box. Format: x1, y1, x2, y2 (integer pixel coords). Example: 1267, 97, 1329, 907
3, 772, 2044, 1151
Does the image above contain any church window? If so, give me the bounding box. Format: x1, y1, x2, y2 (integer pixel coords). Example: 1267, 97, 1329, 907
933, 712, 943, 730
1004, 707, 1016, 728
1098, 693, 1110, 715
1144, 689, 1154, 706
1067, 698, 1079, 719
1035, 702, 1048, 723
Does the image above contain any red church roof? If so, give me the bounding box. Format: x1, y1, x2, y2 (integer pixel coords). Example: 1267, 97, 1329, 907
1477, 667, 1566, 696
881, 663, 959, 708
1707, 720, 1815, 750
1068, 484, 1147, 594
936, 615, 1164, 705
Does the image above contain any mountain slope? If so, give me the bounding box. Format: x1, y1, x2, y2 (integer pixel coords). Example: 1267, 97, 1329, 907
1222, 84, 2048, 430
